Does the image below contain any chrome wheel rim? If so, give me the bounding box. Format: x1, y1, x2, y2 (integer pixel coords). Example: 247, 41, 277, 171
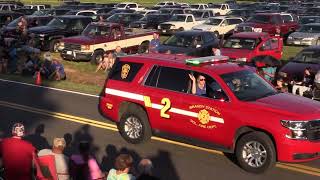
124, 116, 143, 139
242, 141, 267, 168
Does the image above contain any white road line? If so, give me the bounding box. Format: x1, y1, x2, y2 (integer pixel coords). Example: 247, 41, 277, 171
0, 78, 99, 98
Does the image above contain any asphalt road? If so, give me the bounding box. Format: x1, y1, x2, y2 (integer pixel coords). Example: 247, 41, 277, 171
0, 79, 320, 180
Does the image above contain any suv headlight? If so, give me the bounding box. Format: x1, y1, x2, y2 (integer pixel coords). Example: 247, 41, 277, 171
287, 36, 293, 40
158, 25, 161, 29
170, 25, 176, 29
281, 120, 308, 140
236, 57, 247, 62
253, 28, 262, 32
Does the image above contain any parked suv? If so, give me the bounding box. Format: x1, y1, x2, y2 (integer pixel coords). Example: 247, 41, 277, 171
99, 54, 320, 173
28, 15, 92, 52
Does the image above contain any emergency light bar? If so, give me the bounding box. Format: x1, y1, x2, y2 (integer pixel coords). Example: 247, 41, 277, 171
186, 56, 229, 65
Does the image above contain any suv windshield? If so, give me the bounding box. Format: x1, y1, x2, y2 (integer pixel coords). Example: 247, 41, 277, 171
164, 34, 199, 47
7, 16, 22, 27
204, 18, 222, 25
82, 24, 110, 36
170, 15, 186, 22
211, 4, 222, 8
247, 15, 270, 23
117, 4, 127, 8
293, 50, 320, 64
298, 25, 320, 33
223, 38, 259, 50
221, 70, 277, 101
47, 17, 69, 28
190, 5, 200, 9
192, 11, 204, 18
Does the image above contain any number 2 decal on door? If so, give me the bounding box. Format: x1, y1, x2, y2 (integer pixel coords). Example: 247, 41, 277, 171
160, 98, 171, 118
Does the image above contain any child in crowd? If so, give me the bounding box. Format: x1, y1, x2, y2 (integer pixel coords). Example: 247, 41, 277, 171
107, 154, 136, 180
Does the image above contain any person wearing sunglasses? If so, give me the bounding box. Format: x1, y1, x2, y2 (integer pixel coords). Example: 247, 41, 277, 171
189, 74, 207, 96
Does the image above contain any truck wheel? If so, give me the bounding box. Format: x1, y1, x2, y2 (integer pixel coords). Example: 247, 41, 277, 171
118, 104, 152, 144
91, 50, 104, 65
50, 39, 60, 52
316, 39, 320, 45
215, 13, 220, 16
235, 131, 276, 173
138, 41, 150, 54
213, 31, 219, 38
178, 27, 184, 31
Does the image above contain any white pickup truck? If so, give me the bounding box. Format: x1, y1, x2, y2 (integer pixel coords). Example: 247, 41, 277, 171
116, 2, 145, 11
158, 14, 204, 34
208, 3, 231, 16
192, 16, 243, 37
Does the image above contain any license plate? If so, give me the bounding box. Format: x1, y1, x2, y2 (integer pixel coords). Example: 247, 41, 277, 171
66, 51, 72, 55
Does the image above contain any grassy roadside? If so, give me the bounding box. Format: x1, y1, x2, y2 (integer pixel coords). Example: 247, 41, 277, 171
0, 46, 304, 95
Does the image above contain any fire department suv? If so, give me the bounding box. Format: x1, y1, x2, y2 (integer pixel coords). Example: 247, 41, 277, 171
99, 54, 320, 173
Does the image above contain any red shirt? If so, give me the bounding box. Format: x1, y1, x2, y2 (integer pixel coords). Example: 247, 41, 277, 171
0, 137, 36, 180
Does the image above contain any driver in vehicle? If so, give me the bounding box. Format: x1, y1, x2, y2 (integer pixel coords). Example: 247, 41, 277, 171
189, 74, 207, 96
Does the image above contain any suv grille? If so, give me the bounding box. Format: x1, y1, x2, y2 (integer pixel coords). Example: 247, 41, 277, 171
160, 24, 172, 30
64, 43, 81, 51
307, 120, 320, 141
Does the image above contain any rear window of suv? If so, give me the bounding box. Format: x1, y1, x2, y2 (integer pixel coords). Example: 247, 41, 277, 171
109, 60, 143, 82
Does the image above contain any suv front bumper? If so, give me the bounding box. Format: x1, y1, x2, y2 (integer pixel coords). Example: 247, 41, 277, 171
60, 50, 92, 61
277, 136, 320, 162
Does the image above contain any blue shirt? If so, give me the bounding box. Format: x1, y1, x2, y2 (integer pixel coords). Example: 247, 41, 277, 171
150, 39, 160, 51
196, 86, 206, 96
262, 67, 276, 82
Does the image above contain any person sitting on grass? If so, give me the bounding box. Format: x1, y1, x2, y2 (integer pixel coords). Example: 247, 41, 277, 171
96, 52, 115, 72
40, 52, 54, 79
49, 59, 66, 81
22, 52, 41, 76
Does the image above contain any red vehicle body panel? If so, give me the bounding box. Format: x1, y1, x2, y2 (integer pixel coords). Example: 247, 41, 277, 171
221, 32, 283, 62
99, 54, 320, 163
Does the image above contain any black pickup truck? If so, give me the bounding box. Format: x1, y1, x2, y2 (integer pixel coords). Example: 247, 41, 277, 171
28, 15, 92, 52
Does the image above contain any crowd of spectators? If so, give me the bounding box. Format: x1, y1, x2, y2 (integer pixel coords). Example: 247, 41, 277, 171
0, 123, 160, 180
0, 16, 66, 81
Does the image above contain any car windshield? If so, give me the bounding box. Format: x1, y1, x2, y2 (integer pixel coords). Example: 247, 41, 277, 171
117, 4, 127, 8
82, 24, 110, 36
211, 4, 222, 8
157, 3, 165, 6
170, 15, 186, 21
159, 9, 171, 14
298, 25, 320, 33
65, 11, 77, 15
163, 34, 199, 47
47, 17, 69, 28
299, 17, 319, 24
223, 38, 258, 50
204, 18, 222, 25
221, 70, 278, 101
293, 50, 320, 64
7, 16, 22, 27
190, 5, 200, 9
247, 15, 270, 23
32, 10, 46, 16
192, 11, 204, 18
226, 10, 241, 16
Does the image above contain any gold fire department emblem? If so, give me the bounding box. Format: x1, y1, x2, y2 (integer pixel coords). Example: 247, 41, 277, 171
121, 64, 131, 79
198, 109, 210, 125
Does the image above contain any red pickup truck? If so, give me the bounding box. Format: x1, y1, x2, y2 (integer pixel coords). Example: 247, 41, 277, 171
60, 22, 156, 64
234, 13, 299, 38
221, 32, 283, 63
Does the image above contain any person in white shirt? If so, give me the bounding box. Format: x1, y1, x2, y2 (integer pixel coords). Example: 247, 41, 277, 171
212, 47, 221, 56
38, 138, 69, 180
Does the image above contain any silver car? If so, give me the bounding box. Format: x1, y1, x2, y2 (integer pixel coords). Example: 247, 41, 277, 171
287, 23, 320, 46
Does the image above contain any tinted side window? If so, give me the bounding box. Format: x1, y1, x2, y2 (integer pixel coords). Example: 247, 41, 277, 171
271, 16, 282, 24
109, 60, 143, 82
203, 12, 209, 18
203, 33, 215, 43
282, 15, 292, 23
227, 18, 243, 25
187, 16, 193, 22
156, 67, 189, 93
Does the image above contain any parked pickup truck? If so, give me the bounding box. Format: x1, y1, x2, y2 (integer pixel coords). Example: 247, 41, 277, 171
28, 15, 92, 52
234, 13, 299, 38
208, 3, 231, 16
60, 22, 156, 64
158, 14, 204, 35
221, 32, 283, 63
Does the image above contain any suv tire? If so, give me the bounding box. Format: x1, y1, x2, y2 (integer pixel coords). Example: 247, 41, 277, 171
118, 104, 152, 144
235, 131, 276, 173
50, 39, 60, 52
91, 50, 104, 65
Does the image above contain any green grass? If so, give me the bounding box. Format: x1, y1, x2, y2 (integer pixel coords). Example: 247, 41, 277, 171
282, 46, 303, 61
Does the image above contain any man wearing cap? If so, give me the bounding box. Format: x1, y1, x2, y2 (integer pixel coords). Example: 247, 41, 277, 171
38, 138, 70, 180
0, 123, 37, 180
